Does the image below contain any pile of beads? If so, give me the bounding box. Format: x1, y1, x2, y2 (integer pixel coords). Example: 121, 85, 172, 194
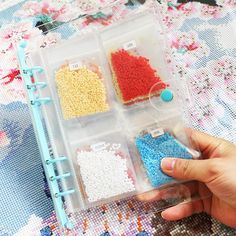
77, 145, 135, 202
110, 49, 167, 105
55, 65, 109, 120
135, 132, 192, 187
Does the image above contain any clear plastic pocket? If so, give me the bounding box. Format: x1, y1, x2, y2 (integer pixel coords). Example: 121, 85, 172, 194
130, 118, 200, 192
40, 31, 112, 125
102, 13, 170, 106
54, 53, 110, 120
24, 6, 212, 231
70, 132, 137, 206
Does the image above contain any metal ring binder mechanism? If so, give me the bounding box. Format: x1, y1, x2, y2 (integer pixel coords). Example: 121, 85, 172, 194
17, 41, 75, 229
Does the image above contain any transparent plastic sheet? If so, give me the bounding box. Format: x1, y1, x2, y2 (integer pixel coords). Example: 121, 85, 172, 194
102, 13, 168, 106
156, 0, 236, 144
27, 0, 131, 35
8, 0, 133, 57
22, 0, 135, 42
23, 1, 213, 232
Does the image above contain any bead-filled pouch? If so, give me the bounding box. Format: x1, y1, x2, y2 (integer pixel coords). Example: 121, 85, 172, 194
135, 131, 192, 187
102, 13, 170, 107
110, 49, 167, 105
55, 57, 110, 120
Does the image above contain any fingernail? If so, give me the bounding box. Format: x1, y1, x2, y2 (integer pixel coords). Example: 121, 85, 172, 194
161, 211, 168, 220
161, 158, 176, 171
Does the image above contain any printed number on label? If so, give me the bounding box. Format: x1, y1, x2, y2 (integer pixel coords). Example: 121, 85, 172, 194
150, 128, 164, 138
123, 40, 137, 51
69, 62, 82, 71
91, 142, 107, 152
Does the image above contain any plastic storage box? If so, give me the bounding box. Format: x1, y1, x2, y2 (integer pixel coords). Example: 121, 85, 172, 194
18, 10, 204, 231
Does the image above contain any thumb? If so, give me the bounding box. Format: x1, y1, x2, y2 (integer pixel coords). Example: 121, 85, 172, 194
161, 158, 214, 183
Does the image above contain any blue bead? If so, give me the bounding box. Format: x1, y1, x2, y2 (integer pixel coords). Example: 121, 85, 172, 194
135, 133, 192, 187
136, 231, 149, 236
160, 89, 173, 102
40, 226, 52, 236
101, 232, 111, 236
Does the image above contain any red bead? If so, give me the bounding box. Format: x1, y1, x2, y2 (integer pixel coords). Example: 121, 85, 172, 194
111, 49, 167, 104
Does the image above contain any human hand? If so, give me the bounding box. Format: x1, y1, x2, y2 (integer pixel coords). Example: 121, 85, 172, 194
139, 129, 236, 228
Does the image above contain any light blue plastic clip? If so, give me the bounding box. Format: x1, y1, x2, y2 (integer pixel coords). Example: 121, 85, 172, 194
23, 66, 44, 76
17, 41, 74, 230
46, 156, 67, 165
50, 172, 71, 181
31, 97, 51, 106
27, 82, 47, 90
55, 189, 76, 198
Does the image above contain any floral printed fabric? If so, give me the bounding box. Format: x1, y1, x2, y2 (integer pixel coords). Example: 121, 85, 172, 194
158, 0, 236, 142
0, 0, 236, 236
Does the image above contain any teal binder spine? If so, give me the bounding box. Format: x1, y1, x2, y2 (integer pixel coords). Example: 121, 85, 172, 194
17, 41, 75, 229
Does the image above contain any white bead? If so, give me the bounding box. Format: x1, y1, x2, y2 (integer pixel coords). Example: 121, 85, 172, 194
77, 148, 135, 202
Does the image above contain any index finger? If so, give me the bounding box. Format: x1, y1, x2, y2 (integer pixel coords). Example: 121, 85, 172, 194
186, 128, 225, 158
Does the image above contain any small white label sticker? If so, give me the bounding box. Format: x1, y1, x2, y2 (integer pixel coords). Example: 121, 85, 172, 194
150, 128, 164, 138
91, 142, 107, 152
123, 40, 137, 51
69, 62, 82, 71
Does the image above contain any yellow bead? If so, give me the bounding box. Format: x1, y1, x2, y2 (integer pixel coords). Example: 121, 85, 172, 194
55, 65, 109, 120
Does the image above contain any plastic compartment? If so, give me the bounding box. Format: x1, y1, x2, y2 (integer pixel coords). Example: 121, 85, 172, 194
70, 131, 137, 207
23, 4, 213, 231
54, 53, 110, 120
30, 12, 201, 210
65, 110, 119, 142
101, 13, 170, 106
40, 31, 112, 124
120, 103, 159, 131
29, 31, 122, 212
129, 117, 200, 192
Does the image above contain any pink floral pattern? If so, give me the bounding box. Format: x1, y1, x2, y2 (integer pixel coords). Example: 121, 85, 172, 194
0, 21, 41, 103
190, 69, 215, 97
168, 31, 210, 76
210, 56, 236, 99
15, 0, 79, 22
216, 0, 236, 7
170, 31, 209, 57
189, 103, 220, 129
211, 56, 236, 83
0, 131, 10, 147
34, 32, 62, 49
159, 0, 235, 30
200, 5, 223, 18
72, 0, 128, 29
0, 21, 40, 50
0, 78, 26, 104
